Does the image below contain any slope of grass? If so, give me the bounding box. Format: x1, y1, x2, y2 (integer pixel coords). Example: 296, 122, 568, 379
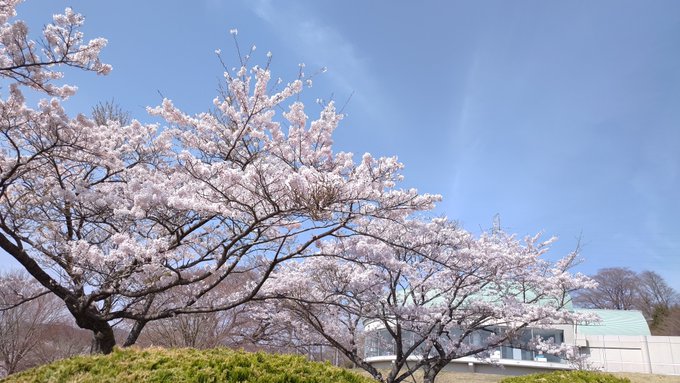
1, 347, 374, 383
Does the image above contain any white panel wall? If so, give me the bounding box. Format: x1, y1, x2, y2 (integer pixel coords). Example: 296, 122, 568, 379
579, 335, 680, 375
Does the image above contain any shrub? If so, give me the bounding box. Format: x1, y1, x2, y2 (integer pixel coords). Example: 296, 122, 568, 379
1, 347, 374, 383
501, 370, 631, 383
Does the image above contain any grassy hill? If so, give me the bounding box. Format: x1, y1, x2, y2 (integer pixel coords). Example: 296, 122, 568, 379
5, 347, 680, 383
1, 347, 373, 383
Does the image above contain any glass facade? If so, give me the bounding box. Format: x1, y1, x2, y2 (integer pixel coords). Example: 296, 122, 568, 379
364, 326, 566, 364
365, 328, 396, 358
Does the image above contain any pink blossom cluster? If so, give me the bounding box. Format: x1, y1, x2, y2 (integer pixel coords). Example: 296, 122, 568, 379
0, 1, 110, 98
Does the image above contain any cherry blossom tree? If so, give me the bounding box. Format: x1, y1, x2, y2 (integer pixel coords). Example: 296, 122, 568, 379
0, 0, 116, 352
267, 218, 596, 383
0, 2, 438, 353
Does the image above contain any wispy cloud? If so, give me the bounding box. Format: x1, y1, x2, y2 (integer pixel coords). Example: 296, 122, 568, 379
247, 0, 387, 121
448, 47, 482, 199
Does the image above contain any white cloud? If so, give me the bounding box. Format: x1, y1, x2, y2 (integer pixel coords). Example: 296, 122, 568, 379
448, 47, 483, 199
247, 0, 387, 121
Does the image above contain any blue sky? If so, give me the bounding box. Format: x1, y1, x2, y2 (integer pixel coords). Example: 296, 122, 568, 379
8, 1, 680, 289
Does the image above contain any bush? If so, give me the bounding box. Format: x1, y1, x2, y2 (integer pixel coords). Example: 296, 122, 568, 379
1, 347, 374, 383
500, 370, 631, 383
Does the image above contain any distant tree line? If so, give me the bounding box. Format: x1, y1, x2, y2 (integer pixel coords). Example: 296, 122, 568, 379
0, 272, 89, 376
574, 267, 679, 335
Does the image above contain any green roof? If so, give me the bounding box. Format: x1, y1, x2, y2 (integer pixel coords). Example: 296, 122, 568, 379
574, 309, 651, 336
398, 287, 575, 311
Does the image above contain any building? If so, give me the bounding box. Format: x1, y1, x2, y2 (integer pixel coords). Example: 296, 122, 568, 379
364, 308, 680, 376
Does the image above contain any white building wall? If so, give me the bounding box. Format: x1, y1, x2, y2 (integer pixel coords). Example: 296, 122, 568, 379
646, 336, 680, 375
579, 335, 680, 375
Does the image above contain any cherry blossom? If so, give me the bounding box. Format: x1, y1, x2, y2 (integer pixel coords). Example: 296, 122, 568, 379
0, 1, 438, 354
267, 218, 596, 383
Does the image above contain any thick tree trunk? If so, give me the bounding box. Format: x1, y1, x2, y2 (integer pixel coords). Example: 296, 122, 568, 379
89, 322, 116, 354
69, 310, 116, 354
0, 234, 118, 355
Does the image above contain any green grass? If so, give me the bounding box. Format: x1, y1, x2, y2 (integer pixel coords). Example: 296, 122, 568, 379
1, 347, 374, 383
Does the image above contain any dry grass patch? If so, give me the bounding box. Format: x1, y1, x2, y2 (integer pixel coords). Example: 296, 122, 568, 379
354, 369, 680, 383
612, 372, 680, 383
